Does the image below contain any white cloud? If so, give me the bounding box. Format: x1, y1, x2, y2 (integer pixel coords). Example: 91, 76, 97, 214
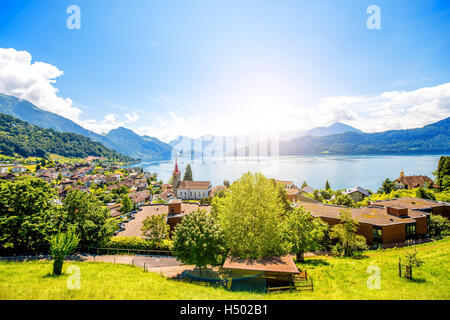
315, 83, 450, 132
0, 48, 82, 120
125, 112, 140, 123
0, 48, 141, 134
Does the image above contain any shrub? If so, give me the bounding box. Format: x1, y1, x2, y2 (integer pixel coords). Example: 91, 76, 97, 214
49, 228, 80, 275
105, 236, 173, 251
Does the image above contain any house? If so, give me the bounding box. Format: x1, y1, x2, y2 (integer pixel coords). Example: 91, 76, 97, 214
171, 159, 211, 200
298, 201, 429, 249
176, 181, 212, 200
275, 180, 297, 189
343, 186, 371, 202
11, 166, 26, 173
394, 170, 437, 189
285, 188, 301, 202
299, 186, 314, 194
0, 172, 16, 180
129, 190, 152, 205
209, 185, 226, 198
38, 172, 53, 183
0, 166, 9, 174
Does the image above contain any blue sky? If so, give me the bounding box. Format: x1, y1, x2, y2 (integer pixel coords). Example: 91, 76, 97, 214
1, 0, 450, 141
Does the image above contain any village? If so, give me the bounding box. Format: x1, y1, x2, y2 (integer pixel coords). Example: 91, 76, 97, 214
1, 155, 450, 294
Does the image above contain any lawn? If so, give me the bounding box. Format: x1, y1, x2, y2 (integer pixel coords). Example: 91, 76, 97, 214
0, 238, 449, 300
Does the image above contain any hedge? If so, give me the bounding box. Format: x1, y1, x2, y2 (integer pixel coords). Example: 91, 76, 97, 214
104, 236, 173, 251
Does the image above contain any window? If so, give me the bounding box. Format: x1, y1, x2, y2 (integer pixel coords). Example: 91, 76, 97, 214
372, 226, 383, 249
405, 223, 416, 240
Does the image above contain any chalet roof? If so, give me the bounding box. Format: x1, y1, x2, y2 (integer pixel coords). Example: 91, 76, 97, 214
178, 181, 211, 190
394, 175, 436, 188
222, 255, 299, 274
300, 186, 314, 194
275, 180, 295, 188
343, 186, 370, 197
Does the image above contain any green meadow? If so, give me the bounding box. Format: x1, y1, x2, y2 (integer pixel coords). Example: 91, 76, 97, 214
0, 238, 449, 300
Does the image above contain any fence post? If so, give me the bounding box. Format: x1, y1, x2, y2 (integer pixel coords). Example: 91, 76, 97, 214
398, 258, 401, 278
144, 263, 146, 272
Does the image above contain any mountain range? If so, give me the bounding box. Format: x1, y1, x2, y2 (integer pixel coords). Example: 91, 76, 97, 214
0, 93, 171, 159
279, 117, 450, 155
1, 93, 449, 158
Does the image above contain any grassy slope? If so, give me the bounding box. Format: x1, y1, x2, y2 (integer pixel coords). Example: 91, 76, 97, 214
0, 238, 449, 300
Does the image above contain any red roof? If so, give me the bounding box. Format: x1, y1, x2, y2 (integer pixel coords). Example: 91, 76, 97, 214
173, 158, 180, 175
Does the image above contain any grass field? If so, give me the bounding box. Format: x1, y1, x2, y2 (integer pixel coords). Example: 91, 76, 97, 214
0, 238, 449, 300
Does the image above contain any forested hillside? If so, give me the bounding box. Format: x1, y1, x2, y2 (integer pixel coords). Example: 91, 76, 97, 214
0, 113, 133, 162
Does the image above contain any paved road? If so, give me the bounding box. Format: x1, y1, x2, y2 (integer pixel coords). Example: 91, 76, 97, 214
0, 253, 194, 278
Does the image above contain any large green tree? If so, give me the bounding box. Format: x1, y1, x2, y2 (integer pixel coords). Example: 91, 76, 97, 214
0, 179, 60, 251
61, 189, 116, 247
212, 172, 289, 259
172, 209, 226, 269
284, 207, 328, 261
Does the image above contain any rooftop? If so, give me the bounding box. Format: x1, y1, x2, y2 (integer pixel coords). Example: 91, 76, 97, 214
373, 197, 449, 210
178, 181, 211, 190
222, 255, 299, 274
298, 201, 423, 226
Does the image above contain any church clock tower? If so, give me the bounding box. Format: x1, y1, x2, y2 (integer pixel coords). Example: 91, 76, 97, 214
172, 158, 181, 196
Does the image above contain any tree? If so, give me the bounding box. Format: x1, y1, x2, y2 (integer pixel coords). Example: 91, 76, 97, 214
301, 181, 308, 189
415, 187, 435, 200
378, 178, 396, 194
271, 179, 292, 212
0, 179, 59, 251
172, 210, 226, 269
212, 172, 289, 259
183, 164, 193, 181
223, 180, 230, 188
401, 249, 424, 280
330, 209, 368, 257
332, 194, 354, 207
49, 228, 80, 275
168, 175, 173, 185
141, 214, 170, 240
120, 195, 133, 213
325, 180, 331, 190
437, 156, 450, 191
61, 189, 116, 247
284, 207, 328, 261
429, 214, 450, 237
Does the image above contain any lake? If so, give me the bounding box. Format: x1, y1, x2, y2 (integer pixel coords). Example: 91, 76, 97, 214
137, 155, 445, 191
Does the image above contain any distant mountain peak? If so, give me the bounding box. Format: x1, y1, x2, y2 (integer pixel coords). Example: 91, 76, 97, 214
304, 122, 362, 137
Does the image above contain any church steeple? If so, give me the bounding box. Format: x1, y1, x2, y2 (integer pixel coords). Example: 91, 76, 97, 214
172, 157, 181, 196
